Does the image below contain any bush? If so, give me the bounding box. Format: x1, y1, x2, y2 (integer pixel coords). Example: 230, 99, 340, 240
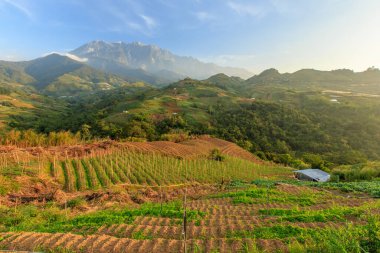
161, 131, 189, 143
66, 197, 86, 208
0, 176, 20, 195
209, 149, 225, 161
332, 162, 380, 181
255, 151, 267, 160
302, 153, 328, 170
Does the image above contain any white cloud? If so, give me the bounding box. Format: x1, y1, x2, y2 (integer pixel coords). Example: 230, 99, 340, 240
194, 11, 215, 21
101, 3, 157, 36
227, 1, 265, 18
2, 55, 20, 61
140, 14, 157, 30
201, 54, 256, 68
65, 53, 88, 62
42, 52, 88, 62
127, 22, 143, 31
1, 0, 34, 20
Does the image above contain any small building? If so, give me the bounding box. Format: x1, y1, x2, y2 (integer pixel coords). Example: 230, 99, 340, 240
294, 169, 330, 182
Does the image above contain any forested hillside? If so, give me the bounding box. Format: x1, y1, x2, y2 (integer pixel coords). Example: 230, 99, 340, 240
0, 54, 145, 96
3, 68, 380, 169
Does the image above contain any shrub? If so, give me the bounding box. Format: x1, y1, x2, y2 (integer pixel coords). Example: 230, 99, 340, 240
255, 151, 267, 160
209, 149, 225, 161
66, 197, 86, 208
161, 131, 189, 142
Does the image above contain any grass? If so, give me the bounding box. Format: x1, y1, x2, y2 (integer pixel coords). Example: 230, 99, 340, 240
0, 175, 20, 195
0, 178, 379, 252
251, 178, 380, 198
332, 162, 380, 181
227, 225, 305, 239
286, 180, 380, 198
0, 201, 205, 234
227, 223, 379, 253
210, 186, 320, 206
33, 246, 77, 253
259, 206, 363, 222
1, 148, 379, 252
131, 231, 153, 240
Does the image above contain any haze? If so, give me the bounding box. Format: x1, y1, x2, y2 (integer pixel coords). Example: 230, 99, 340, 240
0, 0, 379, 73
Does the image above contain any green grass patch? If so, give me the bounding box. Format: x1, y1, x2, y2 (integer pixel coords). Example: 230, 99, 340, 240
211, 186, 317, 206
259, 206, 364, 222
0, 201, 204, 234
131, 230, 153, 240
232, 195, 254, 204
287, 180, 380, 198
227, 225, 304, 239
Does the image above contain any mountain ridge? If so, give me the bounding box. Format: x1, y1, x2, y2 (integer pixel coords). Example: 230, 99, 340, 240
0, 54, 146, 96
69, 40, 253, 84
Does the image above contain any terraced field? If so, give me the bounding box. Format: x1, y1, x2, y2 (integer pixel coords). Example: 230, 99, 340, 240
1, 183, 379, 252
0, 136, 262, 162
1, 137, 379, 252
50, 151, 287, 192
0, 137, 289, 194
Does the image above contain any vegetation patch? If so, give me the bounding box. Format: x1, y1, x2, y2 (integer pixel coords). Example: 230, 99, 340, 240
0, 201, 204, 234
287, 180, 380, 198
227, 225, 305, 239
211, 186, 318, 206
259, 207, 363, 222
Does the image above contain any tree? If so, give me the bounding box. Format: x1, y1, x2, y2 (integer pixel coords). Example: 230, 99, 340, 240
80, 124, 92, 140
209, 149, 225, 162
302, 153, 326, 170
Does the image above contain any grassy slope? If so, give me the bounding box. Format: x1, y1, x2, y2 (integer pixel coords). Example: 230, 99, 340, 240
100, 78, 247, 127
0, 83, 68, 133
0, 136, 282, 192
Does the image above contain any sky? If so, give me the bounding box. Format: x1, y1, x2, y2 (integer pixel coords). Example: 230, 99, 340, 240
0, 0, 379, 74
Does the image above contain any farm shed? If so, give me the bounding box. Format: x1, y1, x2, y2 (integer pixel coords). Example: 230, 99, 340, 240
294, 169, 330, 182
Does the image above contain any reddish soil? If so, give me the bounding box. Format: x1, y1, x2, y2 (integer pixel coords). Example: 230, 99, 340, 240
275, 183, 320, 195
0, 186, 376, 253
1, 182, 220, 208
0, 136, 262, 163
0, 232, 284, 253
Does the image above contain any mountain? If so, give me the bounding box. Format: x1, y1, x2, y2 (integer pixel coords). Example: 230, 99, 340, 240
240, 67, 380, 97
70, 40, 253, 85
206, 73, 245, 92
0, 54, 146, 96
0, 61, 33, 85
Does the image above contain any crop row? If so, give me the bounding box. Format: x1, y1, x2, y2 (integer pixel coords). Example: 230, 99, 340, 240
50, 149, 289, 191
1, 182, 379, 252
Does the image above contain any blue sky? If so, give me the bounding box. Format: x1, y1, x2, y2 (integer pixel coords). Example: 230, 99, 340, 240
0, 0, 379, 73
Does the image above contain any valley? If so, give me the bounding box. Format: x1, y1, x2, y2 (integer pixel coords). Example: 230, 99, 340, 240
0, 40, 379, 253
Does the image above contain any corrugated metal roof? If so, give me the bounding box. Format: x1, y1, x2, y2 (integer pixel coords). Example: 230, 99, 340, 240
294, 169, 330, 182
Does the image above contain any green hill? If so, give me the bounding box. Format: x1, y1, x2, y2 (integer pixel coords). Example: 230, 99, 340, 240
205, 73, 245, 91
241, 67, 380, 97
0, 63, 34, 85
0, 82, 67, 133
0, 54, 146, 96
2, 65, 380, 168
